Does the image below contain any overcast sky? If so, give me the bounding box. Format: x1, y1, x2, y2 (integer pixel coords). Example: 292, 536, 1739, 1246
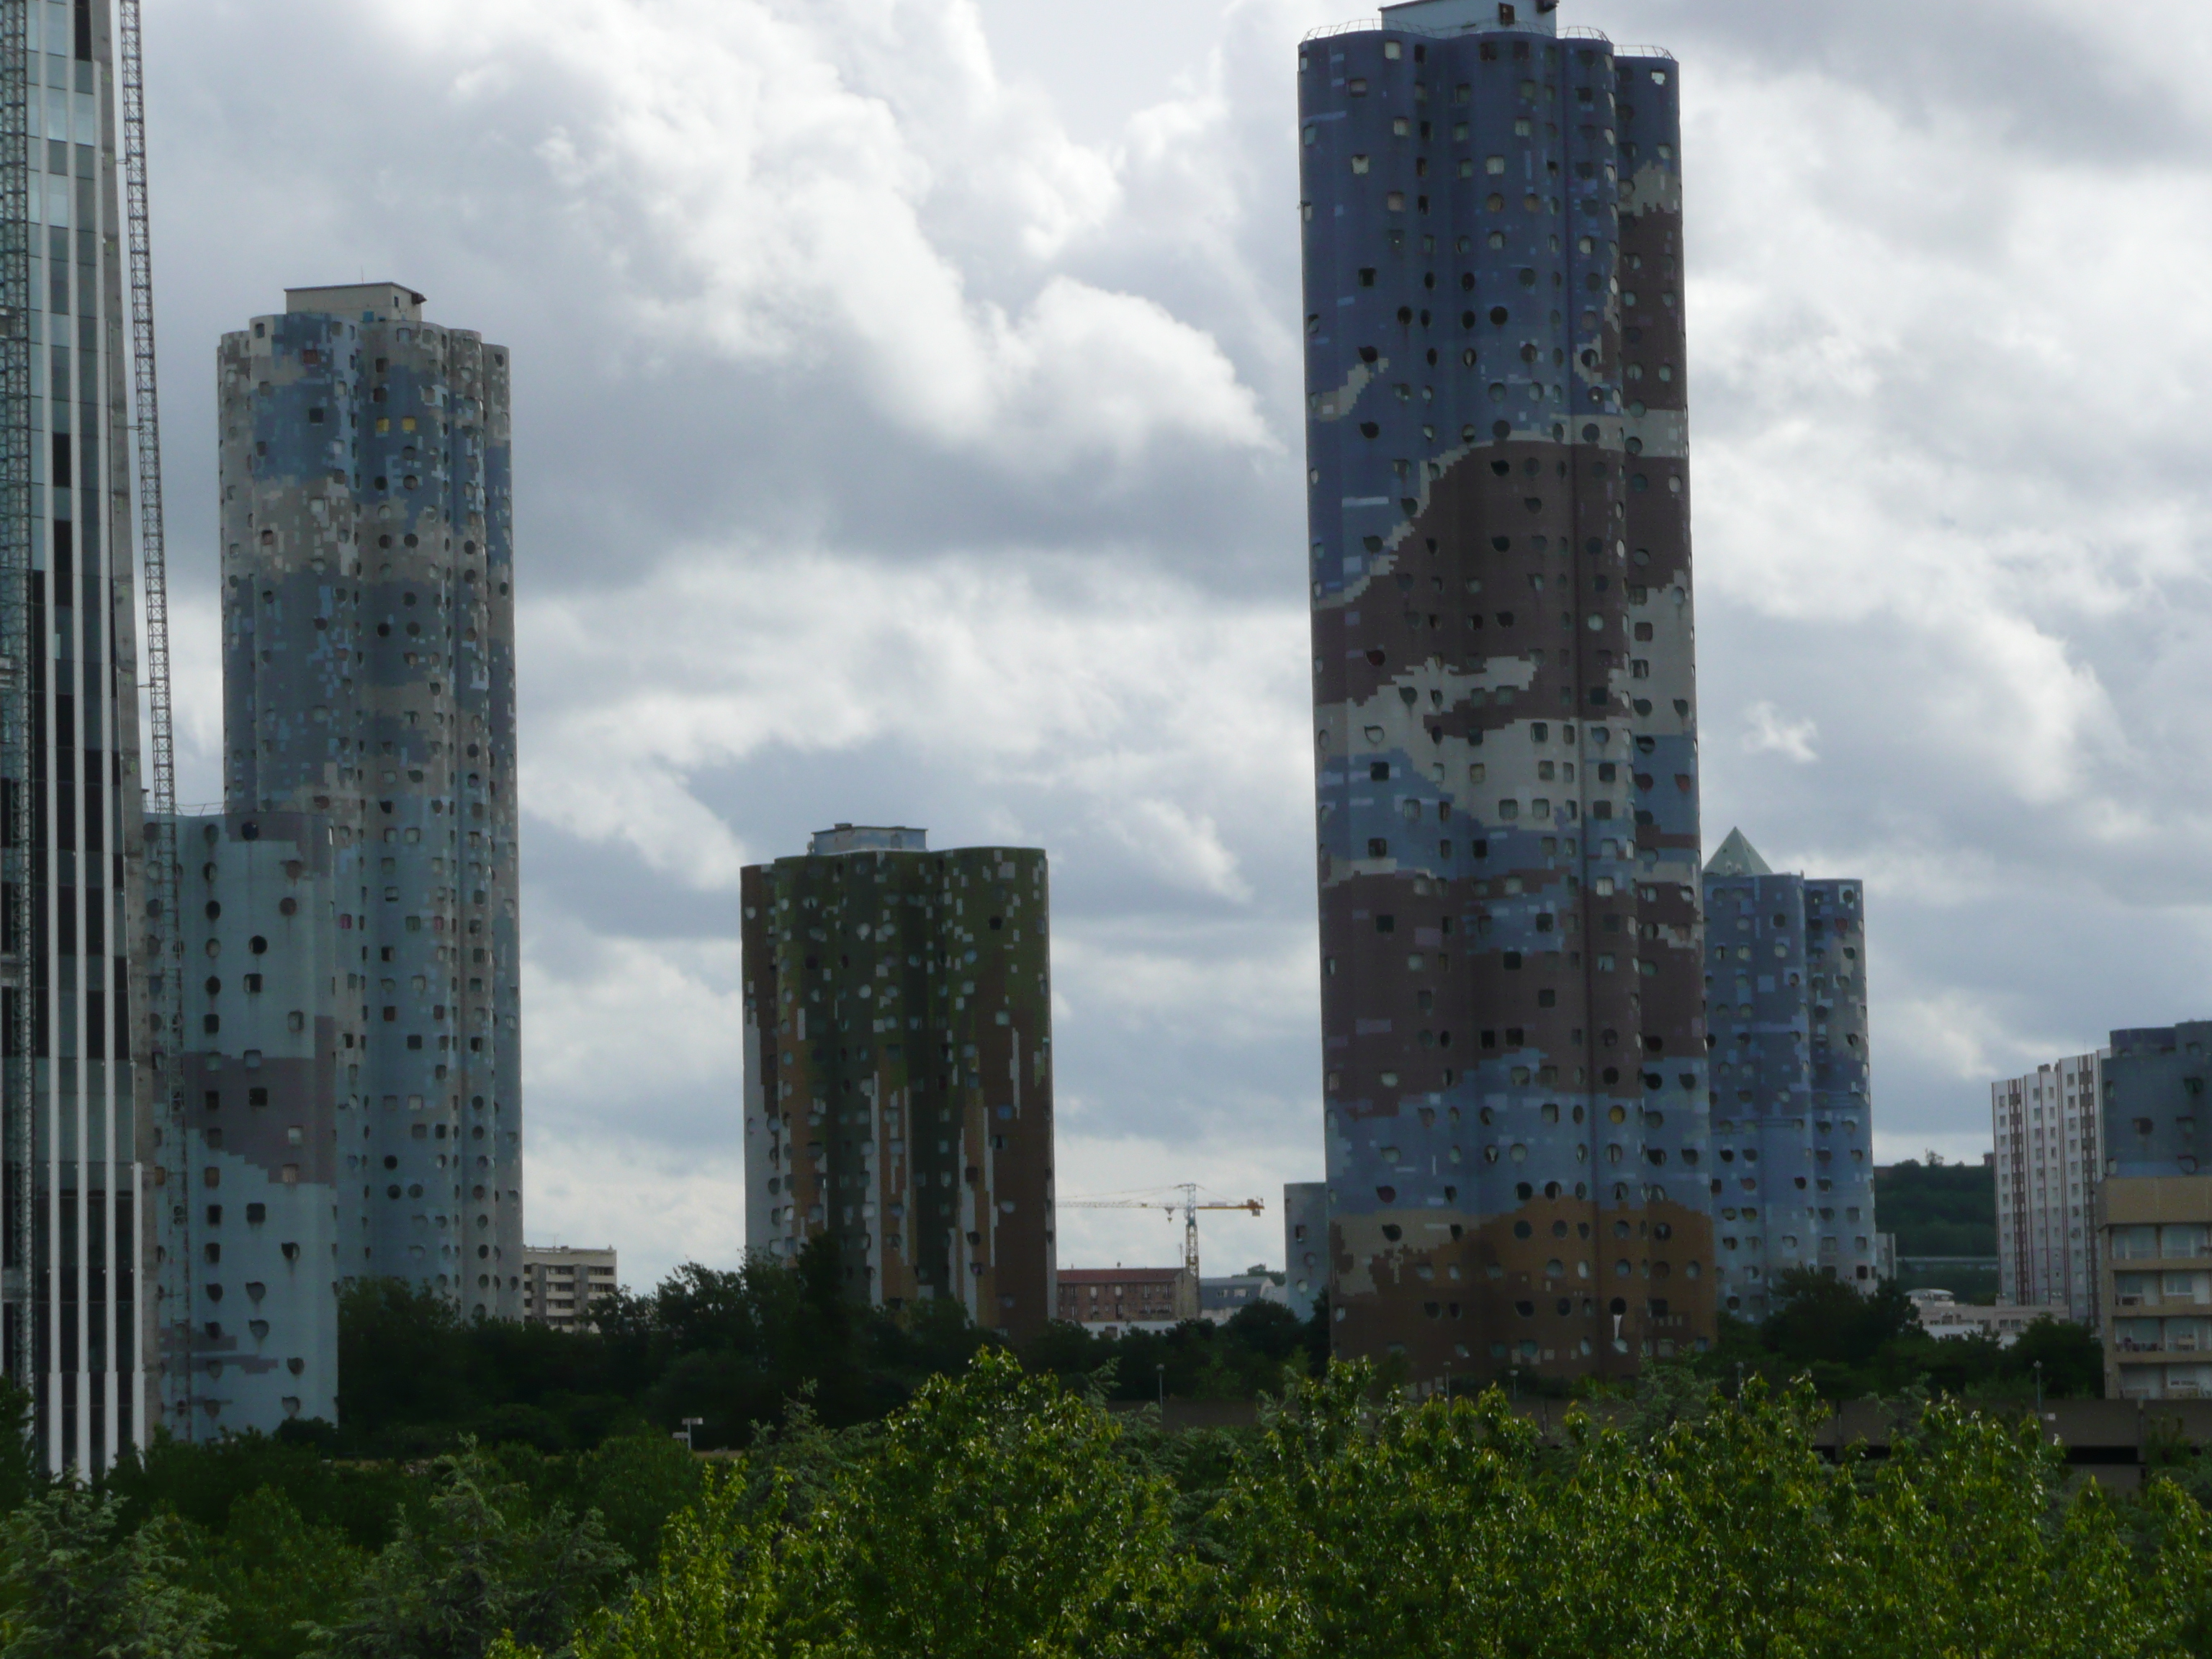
138, 0, 2212, 1288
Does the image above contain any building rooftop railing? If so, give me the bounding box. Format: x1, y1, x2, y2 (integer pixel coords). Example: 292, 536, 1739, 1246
1304, 15, 1576, 41
1301, 16, 1673, 55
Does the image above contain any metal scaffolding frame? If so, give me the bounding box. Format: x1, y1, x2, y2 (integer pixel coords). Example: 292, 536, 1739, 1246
0, 0, 30, 1393
117, 0, 178, 1426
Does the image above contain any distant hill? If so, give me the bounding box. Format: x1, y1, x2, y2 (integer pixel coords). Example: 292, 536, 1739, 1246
1876, 1159, 1997, 1258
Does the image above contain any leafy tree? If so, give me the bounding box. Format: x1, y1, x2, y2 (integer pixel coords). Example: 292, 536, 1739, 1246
0, 1485, 223, 1658
2003, 1313, 2105, 1400
490, 1474, 788, 1659
107, 1427, 418, 1552
178, 1485, 368, 1659
801, 1346, 1179, 1657
0, 1382, 45, 1521
1761, 1267, 1917, 1370
304, 1442, 627, 1659
573, 1435, 704, 1568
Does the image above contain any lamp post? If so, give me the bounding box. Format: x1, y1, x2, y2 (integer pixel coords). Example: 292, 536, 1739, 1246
1510, 1366, 1521, 1406
2033, 1359, 2044, 1418
1156, 1363, 1166, 1414
677, 1416, 703, 1452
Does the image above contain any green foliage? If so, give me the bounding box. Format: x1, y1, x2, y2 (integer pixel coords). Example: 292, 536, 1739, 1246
801, 1347, 1179, 1656
1022, 1299, 1327, 1402
303, 1442, 629, 1659
0, 1485, 224, 1658
1876, 1158, 1998, 1256
497, 1353, 2212, 1659
333, 1240, 1010, 1457
0, 1383, 45, 1522
1701, 1267, 2107, 1402
105, 1427, 420, 1552
175, 1486, 369, 1659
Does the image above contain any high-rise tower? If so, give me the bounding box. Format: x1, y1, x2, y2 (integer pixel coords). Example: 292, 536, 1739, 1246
1701, 829, 1878, 1320
741, 827, 1056, 1338
206, 285, 521, 1321
0, 0, 159, 1472
1300, 0, 1711, 1383
1992, 1051, 2103, 1322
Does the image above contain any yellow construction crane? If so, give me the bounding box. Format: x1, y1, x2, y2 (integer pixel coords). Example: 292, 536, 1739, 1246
1060, 1184, 1264, 1320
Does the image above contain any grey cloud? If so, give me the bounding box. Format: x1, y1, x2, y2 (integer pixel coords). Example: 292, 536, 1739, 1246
1629, 0, 2212, 166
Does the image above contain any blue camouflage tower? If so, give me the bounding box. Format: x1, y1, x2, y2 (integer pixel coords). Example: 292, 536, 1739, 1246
1701, 829, 1878, 1319
1300, 0, 1710, 1384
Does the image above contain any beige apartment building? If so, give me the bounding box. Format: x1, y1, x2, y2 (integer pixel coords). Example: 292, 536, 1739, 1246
2103, 1179, 2212, 1399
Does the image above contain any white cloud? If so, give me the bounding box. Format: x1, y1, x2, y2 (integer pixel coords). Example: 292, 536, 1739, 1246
1742, 701, 1817, 765
518, 549, 1310, 895
374, 0, 1271, 470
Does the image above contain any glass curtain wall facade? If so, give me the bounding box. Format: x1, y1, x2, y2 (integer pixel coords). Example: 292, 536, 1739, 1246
1300, 0, 1712, 1386
0, 0, 154, 1473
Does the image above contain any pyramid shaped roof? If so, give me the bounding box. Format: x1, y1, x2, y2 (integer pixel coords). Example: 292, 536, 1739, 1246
1704, 827, 1773, 878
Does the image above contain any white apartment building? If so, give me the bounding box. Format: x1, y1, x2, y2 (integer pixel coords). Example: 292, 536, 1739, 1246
1991, 1051, 2103, 1322
523, 1246, 619, 1334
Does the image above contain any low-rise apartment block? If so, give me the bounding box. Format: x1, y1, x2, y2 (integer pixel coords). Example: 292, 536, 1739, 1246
523, 1246, 618, 1333
1055, 1267, 1191, 1334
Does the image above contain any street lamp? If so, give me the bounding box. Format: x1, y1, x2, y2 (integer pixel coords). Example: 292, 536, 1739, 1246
1510, 1366, 1521, 1406
2033, 1360, 2044, 1419
676, 1416, 703, 1452
1156, 1362, 1166, 1413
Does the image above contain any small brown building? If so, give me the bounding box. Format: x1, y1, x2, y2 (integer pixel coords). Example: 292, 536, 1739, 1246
1056, 1267, 1194, 1331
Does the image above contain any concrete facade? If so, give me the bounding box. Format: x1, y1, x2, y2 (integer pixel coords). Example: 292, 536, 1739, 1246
2099, 1022, 2212, 1399
1699, 830, 1877, 1319
194, 284, 521, 1331
741, 827, 1056, 1338
523, 1244, 616, 1332
1300, 0, 1712, 1385
0, 0, 161, 1473
156, 811, 347, 1434
1992, 1049, 2103, 1321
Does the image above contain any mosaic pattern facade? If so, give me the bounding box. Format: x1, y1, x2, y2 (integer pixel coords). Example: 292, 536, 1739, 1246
742, 828, 1055, 1338
1300, 0, 1712, 1383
